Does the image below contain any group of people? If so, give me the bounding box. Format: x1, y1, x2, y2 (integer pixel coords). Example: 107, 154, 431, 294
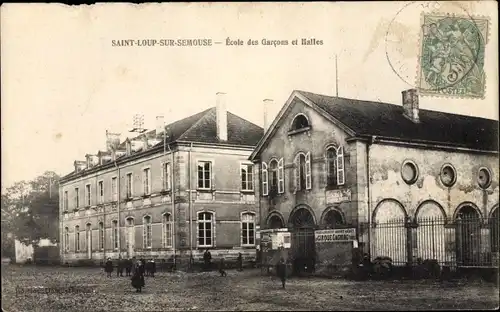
202, 249, 245, 274
103, 257, 157, 292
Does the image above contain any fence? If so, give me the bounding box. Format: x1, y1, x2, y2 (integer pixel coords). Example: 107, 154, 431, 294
363, 215, 499, 268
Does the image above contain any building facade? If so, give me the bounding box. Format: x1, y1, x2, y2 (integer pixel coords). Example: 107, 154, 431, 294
59, 93, 264, 265
250, 89, 499, 271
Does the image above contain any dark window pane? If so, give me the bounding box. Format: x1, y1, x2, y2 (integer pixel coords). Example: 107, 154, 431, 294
249, 236, 255, 245
242, 223, 248, 231
205, 162, 210, 170
206, 237, 211, 245
242, 180, 247, 190
249, 223, 254, 231
204, 171, 210, 180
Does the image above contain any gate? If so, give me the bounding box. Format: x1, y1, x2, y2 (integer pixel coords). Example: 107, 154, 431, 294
289, 207, 316, 274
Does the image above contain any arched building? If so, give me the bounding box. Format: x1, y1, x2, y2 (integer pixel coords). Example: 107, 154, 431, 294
249, 89, 499, 271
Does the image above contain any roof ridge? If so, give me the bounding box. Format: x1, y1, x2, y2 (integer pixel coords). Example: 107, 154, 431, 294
227, 110, 262, 129
177, 107, 216, 141
297, 90, 498, 122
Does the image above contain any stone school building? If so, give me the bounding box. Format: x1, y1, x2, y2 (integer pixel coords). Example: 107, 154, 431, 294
59, 92, 264, 266
250, 89, 499, 273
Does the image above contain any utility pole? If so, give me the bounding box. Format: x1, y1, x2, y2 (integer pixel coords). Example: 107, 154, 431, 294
335, 54, 339, 97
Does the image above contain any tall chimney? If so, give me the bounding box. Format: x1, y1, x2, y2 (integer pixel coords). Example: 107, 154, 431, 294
263, 99, 273, 132
402, 89, 419, 123
156, 116, 165, 137
216, 92, 228, 141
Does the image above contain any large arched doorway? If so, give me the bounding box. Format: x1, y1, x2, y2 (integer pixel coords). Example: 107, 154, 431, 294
415, 201, 447, 263
372, 199, 407, 266
289, 207, 316, 274
455, 205, 481, 266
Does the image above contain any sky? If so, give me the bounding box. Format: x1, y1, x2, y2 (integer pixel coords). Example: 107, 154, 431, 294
1, 2, 498, 191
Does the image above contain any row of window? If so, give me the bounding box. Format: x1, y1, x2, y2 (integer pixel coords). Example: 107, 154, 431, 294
63, 212, 256, 251
401, 161, 494, 189
63, 162, 255, 210
261, 146, 345, 196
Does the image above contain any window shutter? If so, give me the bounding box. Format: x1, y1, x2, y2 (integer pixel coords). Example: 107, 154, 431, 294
278, 158, 285, 193
306, 152, 312, 190
262, 162, 268, 196
294, 155, 300, 192
337, 146, 345, 185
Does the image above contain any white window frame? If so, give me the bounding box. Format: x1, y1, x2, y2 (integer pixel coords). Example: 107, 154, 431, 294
143, 215, 152, 249
75, 187, 79, 208
326, 146, 337, 186
64, 227, 69, 251
63, 190, 68, 211
261, 162, 268, 196
240, 162, 254, 191
241, 212, 256, 247
336, 146, 345, 185
162, 213, 173, 248
305, 152, 312, 190
112, 220, 118, 250
162, 162, 171, 191
75, 225, 80, 252
197, 211, 214, 248
111, 177, 118, 202
98, 180, 104, 204
197, 160, 213, 190
98, 222, 104, 250
142, 167, 151, 196
85, 183, 91, 206
277, 158, 285, 193
126, 173, 133, 198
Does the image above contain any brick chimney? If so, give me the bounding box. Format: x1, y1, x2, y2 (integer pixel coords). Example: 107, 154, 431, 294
263, 99, 273, 132
402, 89, 419, 123
216, 92, 228, 141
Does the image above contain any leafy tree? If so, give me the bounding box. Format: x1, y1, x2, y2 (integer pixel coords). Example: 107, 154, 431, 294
1, 171, 60, 247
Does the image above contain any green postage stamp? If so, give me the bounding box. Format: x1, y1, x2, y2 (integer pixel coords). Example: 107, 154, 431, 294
417, 14, 489, 98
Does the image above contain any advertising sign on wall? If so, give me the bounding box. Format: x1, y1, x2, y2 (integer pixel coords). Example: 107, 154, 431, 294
315, 228, 356, 243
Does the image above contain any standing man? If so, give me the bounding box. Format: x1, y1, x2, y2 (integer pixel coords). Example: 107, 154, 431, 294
276, 258, 287, 289
237, 252, 243, 272
203, 249, 212, 271
104, 258, 113, 278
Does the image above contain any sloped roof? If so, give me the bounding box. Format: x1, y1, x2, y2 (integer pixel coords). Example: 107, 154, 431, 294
61, 108, 263, 181
298, 91, 498, 152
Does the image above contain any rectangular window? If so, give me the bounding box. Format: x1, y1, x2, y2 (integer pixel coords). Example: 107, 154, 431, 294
112, 220, 118, 250
64, 228, 69, 251
143, 168, 151, 195
111, 177, 118, 202
98, 222, 104, 250
198, 212, 213, 247
197, 161, 212, 189
163, 163, 171, 191
64, 191, 68, 211
305, 152, 312, 190
75, 226, 80, 251
241, 213, 255, 246
126, 173, 133, 198
277, 158, 285, 193
85, 184, 91, 206
162, 214, 172, 248
143, 216, 152, 248
75, 188, 79, 208
98, 181, 104, 204
240, 164, 254, 191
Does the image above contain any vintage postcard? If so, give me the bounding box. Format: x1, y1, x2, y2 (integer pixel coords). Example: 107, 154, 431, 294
1, 2, 498, 311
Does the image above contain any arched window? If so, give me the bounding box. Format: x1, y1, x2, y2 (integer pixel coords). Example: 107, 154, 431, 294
112, 220, 118, 250
98, 222, 104, 250
162, 213, 172, 248
75, 225, 80, 252
269, 159, 278, 193
295, 152, 311, 191
198, 212, 214, 248
326, 146, 345, 187
241, 213, 256, 246
64, 227, 69, 252
291, 114, 310, 131
143, 216, 152, 249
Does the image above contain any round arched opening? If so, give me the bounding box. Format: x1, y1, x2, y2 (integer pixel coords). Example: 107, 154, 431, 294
455, 205, 481, 266
268, 215, 284, 229
322, 209, 345, 229
289, 207, 316, 275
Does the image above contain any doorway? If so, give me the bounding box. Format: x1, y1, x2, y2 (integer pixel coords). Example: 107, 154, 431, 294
290, 207, 316, 275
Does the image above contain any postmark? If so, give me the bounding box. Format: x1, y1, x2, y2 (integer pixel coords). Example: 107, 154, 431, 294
416, 13, 489, 98
383, 1, 491, 99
